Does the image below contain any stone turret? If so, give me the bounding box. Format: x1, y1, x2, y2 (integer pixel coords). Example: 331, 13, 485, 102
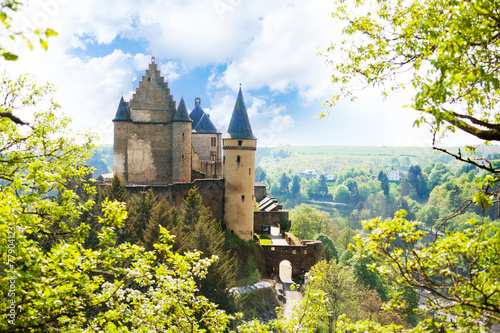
171, 97, 192, 183
223, 87, 257, 240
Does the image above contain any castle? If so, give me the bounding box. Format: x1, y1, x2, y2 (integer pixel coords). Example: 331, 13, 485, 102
111, 58, 321, 274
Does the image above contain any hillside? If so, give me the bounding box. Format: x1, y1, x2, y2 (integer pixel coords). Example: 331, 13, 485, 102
256, 145, 500, 175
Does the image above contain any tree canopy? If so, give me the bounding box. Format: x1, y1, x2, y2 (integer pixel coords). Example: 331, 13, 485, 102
322, 0, 500, 145
321, 0, 500, 331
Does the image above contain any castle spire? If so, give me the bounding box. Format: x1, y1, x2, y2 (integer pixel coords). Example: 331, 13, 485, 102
172, 96, 192, 122
225, 87, 256, 140
112, 95, 130, 121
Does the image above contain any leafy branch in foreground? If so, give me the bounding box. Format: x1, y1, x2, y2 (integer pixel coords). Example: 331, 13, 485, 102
0, 0, 58, 61
0, 74, 237, 332
350, 209, 500, 332
322, 0, 500, 144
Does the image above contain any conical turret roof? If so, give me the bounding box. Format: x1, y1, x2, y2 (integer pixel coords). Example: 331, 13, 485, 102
172, 97, 192, 122
113, 95, 130, 121
189, 98, 218, 133
225, 87, 256, 140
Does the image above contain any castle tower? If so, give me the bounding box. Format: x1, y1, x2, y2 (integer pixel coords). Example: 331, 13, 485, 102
171, 97, 192, 183
223, 87, 257, 241
112, 95, 131, 183
112, 57, 178, 185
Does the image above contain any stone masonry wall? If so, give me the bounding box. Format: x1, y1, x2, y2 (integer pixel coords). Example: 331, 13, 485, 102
254, 211, 289, 234
125, 123, 173, 185
261, 241, 322, 278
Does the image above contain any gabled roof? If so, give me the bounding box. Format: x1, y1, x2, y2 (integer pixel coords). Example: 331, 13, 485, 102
113, 95, 131, 122
172, 97, 192, 122
189, 97, 218, 133
224, 87, 256, 140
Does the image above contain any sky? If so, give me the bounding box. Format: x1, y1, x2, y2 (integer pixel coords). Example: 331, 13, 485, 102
2, 0, 483, 148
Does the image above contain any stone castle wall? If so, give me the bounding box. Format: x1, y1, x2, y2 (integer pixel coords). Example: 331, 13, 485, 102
261, 241, 322, 277
124, 178, 225, 221
114, 121, 174, 185
254, 211, 289, 234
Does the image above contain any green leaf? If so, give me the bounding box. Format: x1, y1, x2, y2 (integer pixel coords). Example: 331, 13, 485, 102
40, 39, 48, 51
2, 52, 18, 61
45, 28, 58, 38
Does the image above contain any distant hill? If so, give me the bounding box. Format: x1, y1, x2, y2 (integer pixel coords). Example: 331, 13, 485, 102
257, 145, 500, 176
87, 145, 500, 179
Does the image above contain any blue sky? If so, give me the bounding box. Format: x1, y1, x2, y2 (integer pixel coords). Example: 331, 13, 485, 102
2, 0, 482, 147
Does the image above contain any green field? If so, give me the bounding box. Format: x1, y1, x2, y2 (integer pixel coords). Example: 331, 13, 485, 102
256, 145, 500, 176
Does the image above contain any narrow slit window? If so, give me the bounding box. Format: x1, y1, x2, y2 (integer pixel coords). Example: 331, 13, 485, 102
242, 195, 245, 202
236, 156, 241, 163
238, 140, 243, 147
249, 168, 251, 175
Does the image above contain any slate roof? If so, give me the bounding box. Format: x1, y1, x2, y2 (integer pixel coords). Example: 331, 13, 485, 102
113, 96, 131, 121
189, 97, 218, 133
225, 87, 256, 140
172, 97, 192, 122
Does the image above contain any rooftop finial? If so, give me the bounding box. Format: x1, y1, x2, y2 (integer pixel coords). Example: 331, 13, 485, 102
151, 56, 155, 63
195, 97, 201, 105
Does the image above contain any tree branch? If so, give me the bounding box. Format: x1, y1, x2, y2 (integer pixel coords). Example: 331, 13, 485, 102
0, 111, 28, 125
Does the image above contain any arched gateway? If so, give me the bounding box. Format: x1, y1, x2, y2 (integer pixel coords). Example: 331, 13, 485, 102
262, 240, 322, 279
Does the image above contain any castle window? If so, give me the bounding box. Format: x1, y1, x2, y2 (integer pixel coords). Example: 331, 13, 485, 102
147, 77, 151, 82
292, 250, 296, 255
231, 230, 234, 234
237, 156, 241, 163
182, 154, 184, 160
182, 132, 185, 141
210, 151, 216, 161
304, 250, 308, 254
211, 137, 216, 147
249, 168, 251, 175
242, 195, 245, 202
238, 140, 243, 147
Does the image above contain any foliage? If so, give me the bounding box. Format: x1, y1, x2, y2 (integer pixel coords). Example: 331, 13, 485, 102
378, 171, 390, 196
0, 74, 237, 332
290, 204, 331, 240
234, 288, 279, 322
323, 0, 500, 144
354, 210, 500, 331
306, 260, 407, 331
0, 1, 58, 61
279, 172, 291, 194
291, 174, 301, 198
316, 234, 339, 262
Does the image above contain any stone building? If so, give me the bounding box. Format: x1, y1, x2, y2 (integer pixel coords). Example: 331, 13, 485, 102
113, 57, 222, 185
111, 58, 321, 267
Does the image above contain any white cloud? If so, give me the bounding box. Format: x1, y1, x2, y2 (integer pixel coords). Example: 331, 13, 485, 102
0, 0, 481, 148
216, 0, 337, 103
3, 47, 149, 144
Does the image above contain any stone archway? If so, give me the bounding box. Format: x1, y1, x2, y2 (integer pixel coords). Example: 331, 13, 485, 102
279, 260, 293, 283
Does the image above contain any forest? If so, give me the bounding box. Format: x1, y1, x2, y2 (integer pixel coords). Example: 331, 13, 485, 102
3, 0, 500, 331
